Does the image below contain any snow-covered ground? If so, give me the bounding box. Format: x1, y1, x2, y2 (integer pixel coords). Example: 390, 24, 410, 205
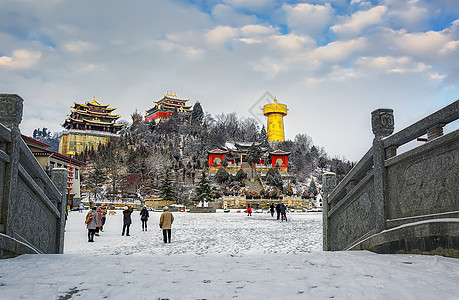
1, 210, 458, 299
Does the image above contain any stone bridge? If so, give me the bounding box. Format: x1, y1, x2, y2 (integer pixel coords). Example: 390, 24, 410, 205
0, 94, 68, 258
323, 100, 458, 257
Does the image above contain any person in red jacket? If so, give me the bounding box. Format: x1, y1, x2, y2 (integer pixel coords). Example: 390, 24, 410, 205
247, 204, 252, 216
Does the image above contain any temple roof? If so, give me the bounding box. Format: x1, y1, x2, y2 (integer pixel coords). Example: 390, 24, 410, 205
71, 109, 120, 118
146, 92, 193, 117
207, 149, 228, 154
269, 149, 291, 155
224, 141, 268, 152
155, 91, 189, 103
72, 96, 116, 110
64, 117, 124, 127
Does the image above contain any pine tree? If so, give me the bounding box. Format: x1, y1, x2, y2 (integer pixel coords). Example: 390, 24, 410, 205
308, 179, 318, 196
85, 163, 107, 202
195, 171, 211, 206
160, 168, 176, 202
191, 102, 204, 125
215, 167, 229, 184
246, 143, 260, 167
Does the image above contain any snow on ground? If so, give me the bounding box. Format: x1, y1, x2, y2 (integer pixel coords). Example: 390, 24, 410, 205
0, 210, 458, 300
64, 209, 323, 255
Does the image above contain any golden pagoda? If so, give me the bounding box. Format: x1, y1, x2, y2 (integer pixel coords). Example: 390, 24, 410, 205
59, 97, 124, 155
263, 97, 288, 142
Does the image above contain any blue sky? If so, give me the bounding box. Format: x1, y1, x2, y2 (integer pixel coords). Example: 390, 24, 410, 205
0, 0, 458, 161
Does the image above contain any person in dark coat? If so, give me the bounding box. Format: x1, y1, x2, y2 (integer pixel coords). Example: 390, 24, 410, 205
86, 206, 99, 242
269, 203, 275, 217
280, 203, 287, 222
140, 205, 149, 231
122, 206, 133, 236
275, 203, 281, 220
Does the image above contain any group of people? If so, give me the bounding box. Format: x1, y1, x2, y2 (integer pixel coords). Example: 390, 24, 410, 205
85, 204, 108, 242
85, 204, 174, 243
245, 203, 288, 221
269, 203, 288, 221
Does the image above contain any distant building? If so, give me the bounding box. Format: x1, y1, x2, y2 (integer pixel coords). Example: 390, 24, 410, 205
23, 135, 86, 209
59, 97, 124, 155
145, 91, 192, 123
207, 141, 290, 175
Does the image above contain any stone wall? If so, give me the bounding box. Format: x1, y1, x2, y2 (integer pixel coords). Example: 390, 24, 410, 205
0, 94, 68, 258
323, 100, 459, 257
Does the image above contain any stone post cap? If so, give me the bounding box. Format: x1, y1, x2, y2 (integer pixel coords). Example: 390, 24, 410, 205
0, 94, 24, 129
371, 108, 394, 138
323, 172, 337, 193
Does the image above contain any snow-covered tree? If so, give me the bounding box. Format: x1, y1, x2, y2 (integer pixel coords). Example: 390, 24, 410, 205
195, 171, 211, 206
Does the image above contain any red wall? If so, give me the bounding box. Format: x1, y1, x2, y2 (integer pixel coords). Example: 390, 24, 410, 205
208, 153, 227, 167
271, 155, 288, 168
145, 111, 173, 122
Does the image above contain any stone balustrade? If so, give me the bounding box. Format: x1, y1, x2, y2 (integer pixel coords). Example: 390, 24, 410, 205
0, 94, 68, 258
323, 100, 459, 257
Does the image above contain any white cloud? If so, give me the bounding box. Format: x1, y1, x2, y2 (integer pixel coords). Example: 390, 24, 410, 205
223, 0, 276, 11
395, 30, 449, 57
270, 33, 315, 54
64, 41, 93, 53
0, 49, 42, 69
439, 40, 459, 54
331, 6, 388, 38
310, 38, 367, 62
211, 4, 257, 26
240, 25, 276, 37
387, 4, 429, 31
356, 56, 430, 73
206, 26, 239, 46
284, 3, 334, 37
154, 39, 204, 60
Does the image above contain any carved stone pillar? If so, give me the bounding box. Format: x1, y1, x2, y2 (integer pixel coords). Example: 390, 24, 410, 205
371, 108, 394, 139
371, 108, 394, 233
0, 94, 23, 234
50, 168, 68, 254
322, 172, 336, 251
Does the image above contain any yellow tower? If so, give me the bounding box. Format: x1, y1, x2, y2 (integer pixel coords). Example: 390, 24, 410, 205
263, 97, 288, 142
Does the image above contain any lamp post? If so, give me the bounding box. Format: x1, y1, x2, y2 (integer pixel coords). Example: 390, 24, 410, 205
66, 151, 75, 210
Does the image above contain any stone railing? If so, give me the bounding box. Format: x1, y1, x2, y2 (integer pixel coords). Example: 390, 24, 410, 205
0, 94, 68, 258
323, 100, 459, 257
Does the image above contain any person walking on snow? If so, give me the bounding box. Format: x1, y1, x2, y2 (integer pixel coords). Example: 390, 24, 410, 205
159, 206, 174, 243
280, 203, 287, 222
95, 206, 102, 236
247, 204, 252, 216
79, 202, 84, 213
100, 204, 107, 232
85, 206, 99, 242
122, 206, 133, 236
140, 205, 149, 231
275, 203, 281, 220
269, 203, 275, 217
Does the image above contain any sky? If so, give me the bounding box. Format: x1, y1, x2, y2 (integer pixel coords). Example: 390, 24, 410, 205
1, 211, 458, 299
1, 0, 458, 161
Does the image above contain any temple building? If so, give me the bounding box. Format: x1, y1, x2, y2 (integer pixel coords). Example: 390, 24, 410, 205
263, 97, 288, 142
23, 135, 85, 209
145, 91, 192, 123
208, 142, 290, 175
59, 97, 124, 155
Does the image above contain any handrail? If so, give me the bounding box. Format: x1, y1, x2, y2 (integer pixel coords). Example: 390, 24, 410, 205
383, 99, 459, 149
328, 148, 373, 204
0, 122, 11, 142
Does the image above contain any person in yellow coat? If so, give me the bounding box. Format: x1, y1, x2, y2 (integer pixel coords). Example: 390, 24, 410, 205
159, 206, 174, 243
